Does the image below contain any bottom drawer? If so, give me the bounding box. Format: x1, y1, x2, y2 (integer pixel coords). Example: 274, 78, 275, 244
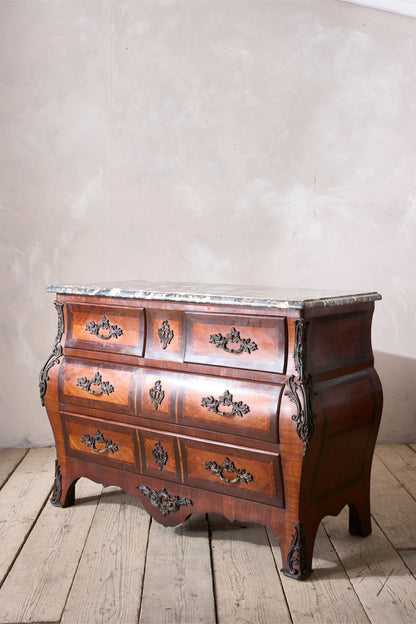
180, 438, 284, 508
61, 413, 284, 508
62, 413, 139, 470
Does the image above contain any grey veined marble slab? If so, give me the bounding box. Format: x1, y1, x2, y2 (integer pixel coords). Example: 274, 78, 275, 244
46, 281, 381, 310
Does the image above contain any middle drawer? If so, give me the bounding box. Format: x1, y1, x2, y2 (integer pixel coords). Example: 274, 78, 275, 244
176, 374, 282, 443
59, 359, 282, 444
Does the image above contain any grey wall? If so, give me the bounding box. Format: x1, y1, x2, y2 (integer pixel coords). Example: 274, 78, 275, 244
1, 0, 415, 447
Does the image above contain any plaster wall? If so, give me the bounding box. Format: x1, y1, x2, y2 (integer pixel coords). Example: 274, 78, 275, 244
1, 0, 415, 446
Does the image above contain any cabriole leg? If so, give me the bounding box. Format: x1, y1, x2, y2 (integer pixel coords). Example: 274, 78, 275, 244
280, 521, 314, 580
348, 498, 371, 537
50, 460, 79, 508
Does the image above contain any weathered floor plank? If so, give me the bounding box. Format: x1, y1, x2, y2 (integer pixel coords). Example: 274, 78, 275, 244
375, 444, 416, 500
269, 524, 370, 623
400, 550, 416, 578
139, 513, 215, 624
1, 445, 416, 624
0, 446, 55, 585
0, 448, 27, 488
210, 514, 291, 624
370, 455, 416, 549
0, 477, 102, 624
61, 486, 151, 624
323, 507, 416, 624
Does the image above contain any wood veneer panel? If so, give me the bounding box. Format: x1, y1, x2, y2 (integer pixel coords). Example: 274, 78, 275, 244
137, 429, 181, 482
144, 309, 185, 362
307, 309, 373, 376
178, 373, 282, 443
59, 357, 138, 416
184, 312, 287, 373
62, 413, 139, 471
135, 368, 178, 423
65, 303, 144, 357
180, 437, 284, 508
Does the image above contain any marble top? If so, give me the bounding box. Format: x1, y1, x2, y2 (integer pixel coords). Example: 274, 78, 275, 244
46, 281, 381, 310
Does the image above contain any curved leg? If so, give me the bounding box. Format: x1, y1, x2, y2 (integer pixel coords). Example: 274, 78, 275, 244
348, 498, 371, 537
50, 460, 79, 508
278, 519, 319, 580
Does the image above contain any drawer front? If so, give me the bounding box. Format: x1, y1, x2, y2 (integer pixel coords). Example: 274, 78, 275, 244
65, 303, 145, 356
62, 413, 138, 469
178, 374, 282, 443
184, 313, 286, 373
145, 309, 184, 362
137, 429, 181, 481
180, 438, 284, 507
136, 369, 178, 423
59, 358, 138, 416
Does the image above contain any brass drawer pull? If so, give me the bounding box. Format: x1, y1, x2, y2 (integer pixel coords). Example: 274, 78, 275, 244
152, 441, 168, 470
209, 327, 258, 355
205, 457, 253, 484
201, 390, 250, 418
77, 371, 115, 396
149, 380, 165, 410
85, 315, 123, 340
80, 429, 119, 454
158, 320, 174, 349
137, 484, 192, 516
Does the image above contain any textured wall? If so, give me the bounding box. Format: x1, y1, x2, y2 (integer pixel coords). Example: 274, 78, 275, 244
1, 0, 415, 446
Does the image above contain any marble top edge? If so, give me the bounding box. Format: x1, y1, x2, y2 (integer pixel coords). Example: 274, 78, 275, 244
46, 281, 381, 309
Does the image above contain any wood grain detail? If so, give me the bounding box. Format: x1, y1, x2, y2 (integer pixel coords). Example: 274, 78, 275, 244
180, 438, 284, 508
308, 310, 373, 375
59, 357, 138, 416
136, 369, 178, 423
184, 312, 287, 373
178, 373, 282, 443
145, 309, 184, 362
309, 370, 378, 504
65, 303, 145, 356
137, 429, 181, 482
62, 413, 139, 470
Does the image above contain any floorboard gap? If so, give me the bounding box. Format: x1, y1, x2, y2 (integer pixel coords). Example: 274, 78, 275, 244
321, 518, 370, 620
266, 527, 294, 624
58, 481, 104, 622
136, 515, 152, 624
0, 448, 30, 491
207, 513, 219, 624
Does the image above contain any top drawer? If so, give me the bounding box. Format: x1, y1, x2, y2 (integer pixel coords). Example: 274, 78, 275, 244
65, 303, 145, 357
184, 313, 286, 374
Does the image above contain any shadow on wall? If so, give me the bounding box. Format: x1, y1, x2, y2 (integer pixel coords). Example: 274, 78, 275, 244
374, 351, 416, 444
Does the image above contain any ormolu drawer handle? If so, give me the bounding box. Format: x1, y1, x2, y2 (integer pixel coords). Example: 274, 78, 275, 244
137, 484, 192, 516
201, 390, 250, 418
149, 380, 165, 410
158, 320, 174, 349
152, 441, 168, 470
85, 315, 123, 340
209, 327, 258, 354
80, 429, 119, 454
76, 371, 114, 396
205, 457, 253, 484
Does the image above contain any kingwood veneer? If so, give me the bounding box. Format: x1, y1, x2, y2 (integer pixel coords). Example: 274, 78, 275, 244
39, 282, 382, 580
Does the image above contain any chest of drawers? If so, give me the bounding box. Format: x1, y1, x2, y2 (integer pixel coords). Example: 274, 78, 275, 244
40, 282, 382, 580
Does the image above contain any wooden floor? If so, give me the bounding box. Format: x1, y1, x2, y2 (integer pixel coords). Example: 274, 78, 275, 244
0, 445, 415, 624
